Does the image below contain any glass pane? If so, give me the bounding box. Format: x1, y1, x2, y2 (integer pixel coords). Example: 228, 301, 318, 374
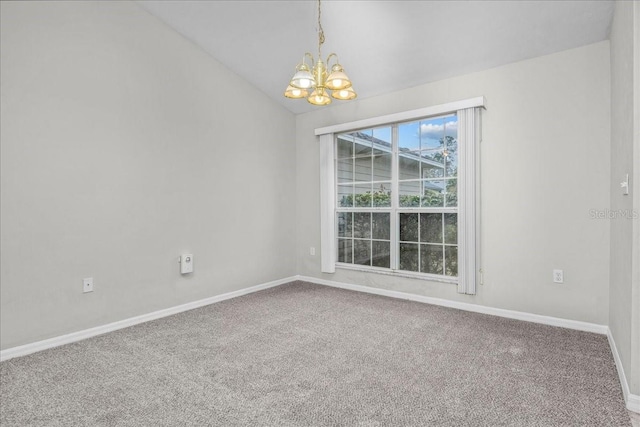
421, 159, 445, 179
354, 240, 371, 266
445, 139, 458, 178
372, 241, 390, 268
373, 127, 392, 146
373, 153, 392, 181
445, 246, 458, 277
374, 143, 392, 156
353, 130, 372, 157
420, 150, 445, 179
338, 239, 352, 263
445, 179, 457, 207
399, 155, 420, 180
399, 243, 419, 272
337, 184, 353, 207
354, 156, 372, 182
422, 180, 445, 207
420, 213, 443, 244
337, 212, 352, 238
444, 116, 458, 138
399, 181, 420, 207
355, 184, 372, 207
399, 121, 420, 152
444, 213, 457, 244
372, 213, 390, 240
420, 117, 446, 151
337, 136, 353, 159
353, 212, 371, 238
372, 182, 391, 207
443, 117, 458, 177
337, 158, 353, 183
399, 213, 419, 242
421, 244, 443, 275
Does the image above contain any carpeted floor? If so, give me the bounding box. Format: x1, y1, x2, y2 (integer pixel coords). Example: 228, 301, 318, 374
0, 281, 631, 426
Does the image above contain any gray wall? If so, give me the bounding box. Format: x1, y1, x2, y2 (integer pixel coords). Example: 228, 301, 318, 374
0, 1, 296, 350
297, 42, 611, 325
609, 0, 640, 396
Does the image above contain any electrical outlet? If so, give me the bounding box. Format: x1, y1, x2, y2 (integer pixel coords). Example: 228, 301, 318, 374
83, 278, 93, 293
310, 247, 316, 256
553, 269, 563, 283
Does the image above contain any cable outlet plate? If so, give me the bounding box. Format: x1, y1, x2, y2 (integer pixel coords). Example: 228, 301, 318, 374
180, 254, 193, 274
83, 278, 93, 293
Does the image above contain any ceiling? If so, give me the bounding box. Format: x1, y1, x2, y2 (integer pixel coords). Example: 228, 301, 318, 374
136, 1, 614, 115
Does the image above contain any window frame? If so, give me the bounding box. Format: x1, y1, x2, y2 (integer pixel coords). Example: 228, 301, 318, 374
317, 97, 484, 294
334, 119, 459, 281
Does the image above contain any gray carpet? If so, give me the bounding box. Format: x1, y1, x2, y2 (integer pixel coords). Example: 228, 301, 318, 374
0, 281, 631, 426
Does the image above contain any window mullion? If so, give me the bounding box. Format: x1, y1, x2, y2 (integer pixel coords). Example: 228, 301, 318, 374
321, 133, 337, 273
390, 124, 399, 270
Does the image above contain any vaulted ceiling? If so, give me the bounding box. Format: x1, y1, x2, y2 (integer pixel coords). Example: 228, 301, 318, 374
137, 1, 614, 115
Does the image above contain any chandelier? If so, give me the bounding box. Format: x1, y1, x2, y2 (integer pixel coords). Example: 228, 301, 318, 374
284, 0, 356, 106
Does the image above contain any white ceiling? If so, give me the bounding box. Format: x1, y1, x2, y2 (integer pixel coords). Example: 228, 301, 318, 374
136, 0, 614, 115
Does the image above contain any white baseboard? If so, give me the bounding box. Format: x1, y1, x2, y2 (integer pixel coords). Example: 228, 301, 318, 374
0, 276, 297, 362
607, 329, 640, 413
629, 395, 640, 414
296, 275, 608, 334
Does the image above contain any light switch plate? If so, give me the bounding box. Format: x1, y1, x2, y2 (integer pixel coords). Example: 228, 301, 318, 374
621, 173, 629, 195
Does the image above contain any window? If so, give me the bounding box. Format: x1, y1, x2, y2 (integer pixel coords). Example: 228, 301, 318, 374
335, 116, 459, 279
317, 98, 483, 294
336, 128, 393, 269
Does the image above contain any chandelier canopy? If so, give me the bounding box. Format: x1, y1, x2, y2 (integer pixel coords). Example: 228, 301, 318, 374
284, 0, 356, 106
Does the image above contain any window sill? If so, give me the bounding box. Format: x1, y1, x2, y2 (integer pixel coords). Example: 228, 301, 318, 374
335, 263, 458, 284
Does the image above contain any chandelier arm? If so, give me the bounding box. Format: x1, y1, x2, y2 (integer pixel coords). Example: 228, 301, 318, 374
326, 53, 338, 68
304, 52, 315, 66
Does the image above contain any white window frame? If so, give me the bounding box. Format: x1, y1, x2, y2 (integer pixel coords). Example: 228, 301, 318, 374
318, 97, 485, 294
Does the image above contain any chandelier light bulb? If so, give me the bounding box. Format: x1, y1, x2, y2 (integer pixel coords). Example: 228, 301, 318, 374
330, 86, 357, 101
290, 63, 316, 90
299, 79, 311, 89
308, 88, 331, 105
325, 63, 352, 91
284, 85, 308, 99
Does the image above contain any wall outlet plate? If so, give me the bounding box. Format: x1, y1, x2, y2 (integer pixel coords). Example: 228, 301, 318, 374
553, 269, 563, 283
